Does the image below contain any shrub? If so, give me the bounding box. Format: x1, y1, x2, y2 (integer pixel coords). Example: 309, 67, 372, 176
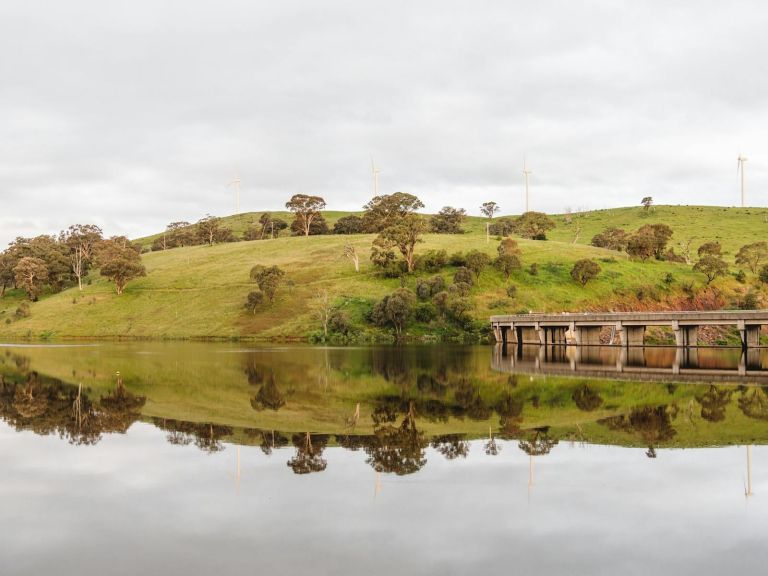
414, 302, 438, 323
451, 282, 472, 297
740, 291, 759, 310
329, 310, 354, 335
506, 285, 518, 298
333, 215, 364, 234
465, 250, 491, 279
529, 263, 539, 276
488, 217, 515, 236
591, 227, 628, 251
497, 238, 521, 257
427, 275, 446, 294
495, 254, 522, 280
14, 302, 31, 319
245, 291, 264, 314
415, 249, 448, 272
570, 259, 601, 286
512, 211, 556, 240
760, 264, 768, 284
663, 273, 675, 285
453, 267, 473, 285
734, 270, 747, 284
449, 252, 467, 267
488, 299, 509, 310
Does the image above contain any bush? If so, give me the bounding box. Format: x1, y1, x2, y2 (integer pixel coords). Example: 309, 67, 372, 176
734, 270, 747, 284
329, 310, 354, 335
570, 259, 601, 286
14, 302, 30, 319
663, 273, 675, 285
451, 282, 472, 297
529, 263, 539, 276
488, 299, 509, 310
414, 302, 438, 323
245, 291, 264, 314
506, 285, 518, 298
488, 217, 515, 236
453, 267, 473, 286
760, 264, 768, 284
449, 252, 467, 267
495, 254, 521, 280
465, 250, 491, 279
333, 215, 364, 234
427, 275, 446, 294
446, 296, 473, 326
415, 249, 448, 272
740, 291, 759, 310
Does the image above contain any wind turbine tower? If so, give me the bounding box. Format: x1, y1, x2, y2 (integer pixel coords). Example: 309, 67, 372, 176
737, 155, 748, 208
371, 156, 381, 196
228, 175, 242, 214
522, 156, 532, 213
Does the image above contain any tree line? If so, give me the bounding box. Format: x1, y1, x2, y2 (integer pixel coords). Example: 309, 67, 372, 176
0, 225, 146, 301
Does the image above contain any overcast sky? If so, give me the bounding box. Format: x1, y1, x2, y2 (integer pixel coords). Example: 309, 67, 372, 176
2, 0, 767, 246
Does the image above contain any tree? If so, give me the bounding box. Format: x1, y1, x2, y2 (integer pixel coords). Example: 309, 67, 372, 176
371, 288, 416, 336
512, 211, 556, 240
13, 257, 48, 300
249, 265, 286, 303
626, 231, 655, 261
590, 227, 628, 251
245, 290, 264, 314
572, 385, 603, 411
697, 241, 722, 257
287, 432, 328, 474
362, 192, 424, 232
342, 243, 360, 272
465, 250, 491, 278
196, 215, 221, 246
497, 238, 521, 257
488, 217, 515, 236
250, 374, 286, 411
375, 214, 425, 273
570, 259, 601, 286
495, 254, 521, 279
167, 221, 196, 247
641, 196, 654, 211
429, 206, 466, 234
453, 266, 473, 286
61, 224, 103, 291
636, 224, 673, 259
94, 238, 147, 295
285, 194, 326, 237
0, 252, 15, 297
290, 212, 329, 236
310, 289, 335, 338
480, 201, 500, 220
693, 255, 728, 284
735, 241, 768, 274
333, 215, 364, 234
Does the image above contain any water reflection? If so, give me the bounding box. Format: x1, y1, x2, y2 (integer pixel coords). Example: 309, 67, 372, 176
494, 343, 768, 382
0, 343, 767, 478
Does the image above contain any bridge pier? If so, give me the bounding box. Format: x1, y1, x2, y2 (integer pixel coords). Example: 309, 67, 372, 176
622, 326, 646, 347
575, 326, 602, 345
673, 324, 698, 347
740, 324, 761, 349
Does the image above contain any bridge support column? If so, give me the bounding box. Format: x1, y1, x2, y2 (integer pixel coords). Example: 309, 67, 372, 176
576, 326, 602, 345
673, 324, 698, 347
622, 326, 646, 347
740, 324, 761, 349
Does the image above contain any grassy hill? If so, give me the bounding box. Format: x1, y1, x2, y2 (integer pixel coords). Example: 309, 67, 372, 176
0, 205, 764, 341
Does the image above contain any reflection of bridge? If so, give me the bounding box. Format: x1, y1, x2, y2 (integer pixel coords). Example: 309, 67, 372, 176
492, 344, 768, 383
491, 311, 768, 348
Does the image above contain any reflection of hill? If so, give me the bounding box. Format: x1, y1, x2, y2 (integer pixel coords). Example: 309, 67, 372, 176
3, 344, 768, 452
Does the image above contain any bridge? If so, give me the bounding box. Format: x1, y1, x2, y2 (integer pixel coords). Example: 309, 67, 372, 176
490, 311, 768, 348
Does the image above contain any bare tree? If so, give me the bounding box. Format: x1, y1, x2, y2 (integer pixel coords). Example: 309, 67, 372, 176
677, 237, 696, 265
343, 243, 360, 272
310, 289, 335, 338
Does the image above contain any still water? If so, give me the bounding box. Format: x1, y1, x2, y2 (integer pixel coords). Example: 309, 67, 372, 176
1, 342, 767, 575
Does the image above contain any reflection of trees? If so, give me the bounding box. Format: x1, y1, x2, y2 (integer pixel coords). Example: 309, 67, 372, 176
495, 392, 523, 434
599, 405, 677, 457
287, 432, 329, 474
453, 379, 492, 421
695, 386, 732, 423
572, 384, 603, 412
250, 374, 286, 411
518, 427, 558, 456
365, 402, 427, 475
258, 429, 289, 455
431, 434, 469, 460
152, 418, 233, 452
484, 428, 501, 456
0, 372, 144, 445
738, 388, 768, 421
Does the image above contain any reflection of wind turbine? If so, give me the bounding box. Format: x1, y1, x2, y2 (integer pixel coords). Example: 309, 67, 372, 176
522, 156, 532, 213
228, 445, 242, 495
737, 155, 748, 208
528, 453, 535, 503
745, 445, 754, 498
228, 175, 242, 214
374, 471, 382, 499
371, 156, 381, 196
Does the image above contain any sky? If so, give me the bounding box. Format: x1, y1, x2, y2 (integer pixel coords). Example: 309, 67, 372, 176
2, 0, 768, 247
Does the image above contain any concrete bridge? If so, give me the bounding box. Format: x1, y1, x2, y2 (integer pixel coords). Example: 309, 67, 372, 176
490, 311, 768, 348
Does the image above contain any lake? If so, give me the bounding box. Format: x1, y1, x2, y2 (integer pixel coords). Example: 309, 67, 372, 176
1, 342, 767, 575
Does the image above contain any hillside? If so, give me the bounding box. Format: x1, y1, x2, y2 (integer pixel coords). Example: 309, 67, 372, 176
0, 205, 764, 341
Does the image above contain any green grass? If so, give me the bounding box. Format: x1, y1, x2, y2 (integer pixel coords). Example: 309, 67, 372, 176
0, 205, 761, 340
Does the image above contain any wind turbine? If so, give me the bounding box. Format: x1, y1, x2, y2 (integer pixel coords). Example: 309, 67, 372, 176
737, 154, 748, 208
522, 156, 532, 213
371, 156, 381, 196
228, 174, 242, 214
